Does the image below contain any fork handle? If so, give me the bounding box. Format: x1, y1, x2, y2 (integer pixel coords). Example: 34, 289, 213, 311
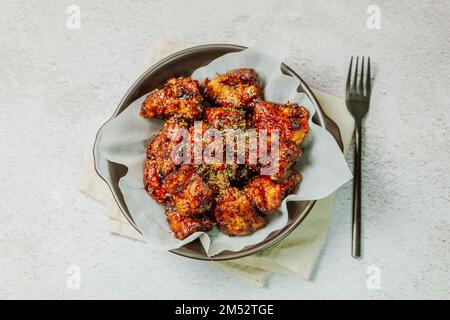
352, 124, 362, 258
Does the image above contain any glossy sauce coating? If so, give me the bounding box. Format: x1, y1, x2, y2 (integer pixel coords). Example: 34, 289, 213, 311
141, 69, 308, 239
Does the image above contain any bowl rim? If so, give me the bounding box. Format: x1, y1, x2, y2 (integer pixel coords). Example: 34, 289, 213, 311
93, 43, 343, 261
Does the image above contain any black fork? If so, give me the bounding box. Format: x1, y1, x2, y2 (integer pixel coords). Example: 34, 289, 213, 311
345, 56, 372, 258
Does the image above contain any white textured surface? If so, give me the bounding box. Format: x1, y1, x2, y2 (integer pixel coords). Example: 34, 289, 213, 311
0, 0, 449, 299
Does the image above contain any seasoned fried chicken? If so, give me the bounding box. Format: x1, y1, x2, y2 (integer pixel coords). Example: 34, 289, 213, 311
243, 176, 284, 215
260, 140, 302, 180
253, 101, 309, 145
146, 163, 215, 239
153, 139, 180, 177
147, 118, 187, 177
203, 68, 262, 108
214, 187, 267, 236
166, 205, 214, 240
244, 171, 301, 215
172, 172, 215, 216
143, 158, 168, 204
282, 170, 302, 194
204, 107, 247, 130
144, 118, 191, 204
162, 165, 195, 195
141, 77, 203, 120
162, 116, 190, 141
142, 68, 308, 240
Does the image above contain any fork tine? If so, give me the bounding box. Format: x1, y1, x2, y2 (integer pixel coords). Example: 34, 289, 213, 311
366, 57, 371, 97
346, 56, 353, 98
352, 56, 359, 93
359, 57, 365, 95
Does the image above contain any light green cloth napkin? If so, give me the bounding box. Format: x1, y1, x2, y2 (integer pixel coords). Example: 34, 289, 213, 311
79, 39, 354, 286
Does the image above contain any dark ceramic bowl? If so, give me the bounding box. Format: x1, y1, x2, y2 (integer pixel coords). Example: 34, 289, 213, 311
93, 44, 343, 261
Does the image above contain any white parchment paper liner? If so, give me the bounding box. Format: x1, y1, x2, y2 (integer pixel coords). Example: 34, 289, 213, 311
98, 36, 352, 256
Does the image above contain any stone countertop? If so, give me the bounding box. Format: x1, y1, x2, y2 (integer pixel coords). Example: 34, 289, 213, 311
0, 0, 449, 299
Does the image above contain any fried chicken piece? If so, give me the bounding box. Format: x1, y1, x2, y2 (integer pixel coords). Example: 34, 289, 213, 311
144, 118, 193, 204
214, 187, 267, 236
273, 141, 302, 180
243, 176, 283, 215
244, 171, 301, 215
187, 120, 208, 162
162, 165, 215, 238
259, 140, 302, 180
145, 160, 214, 215
253, 101, 309, 145
146, 131, 165, 158
146, 133, 180, 178
241, 129, 301, 180
172, 172, 215, 216
162, 165, 195, 195
162, 116, 190, 141
143, 158, 169, 204
155, 139, 181, 177
147, 118, 189, 160
146, 117, 190, 177
141, 77, 203, 120
203, 68, 262, 108
166, 205, 214, 240
204, 107, 247, 130
283, 170, 302, 194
